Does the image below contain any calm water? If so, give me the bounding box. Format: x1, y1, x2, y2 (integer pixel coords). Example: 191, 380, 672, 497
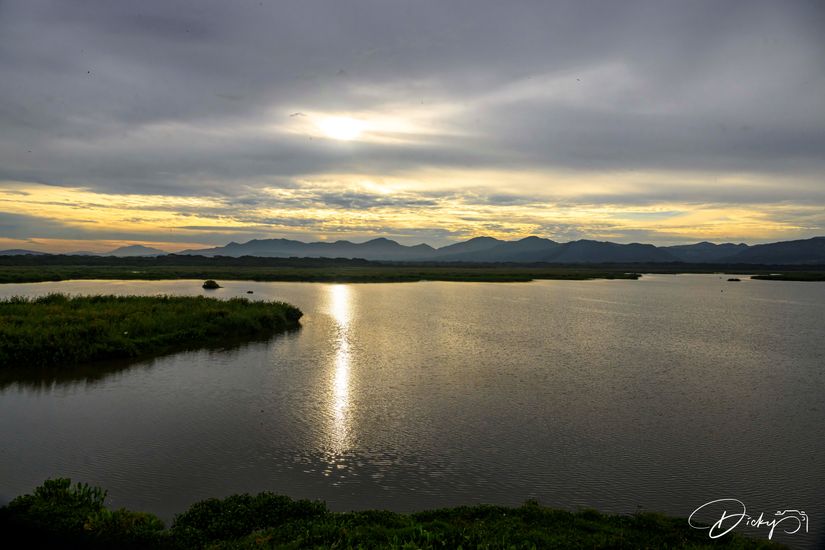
1, 275, 823, 548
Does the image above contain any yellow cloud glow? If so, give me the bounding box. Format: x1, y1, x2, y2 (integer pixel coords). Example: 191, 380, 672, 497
0, 168, 820, 253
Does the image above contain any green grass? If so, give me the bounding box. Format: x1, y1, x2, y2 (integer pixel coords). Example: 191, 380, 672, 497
0, 294, 302, 370
0, 479, 788, 549
0, 255, 822, 283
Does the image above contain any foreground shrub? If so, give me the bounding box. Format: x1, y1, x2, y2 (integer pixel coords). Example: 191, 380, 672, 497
0, 478, 164, 548
0, 479, 789, 549
85, 508, 167, 548
170, 492, 328, 548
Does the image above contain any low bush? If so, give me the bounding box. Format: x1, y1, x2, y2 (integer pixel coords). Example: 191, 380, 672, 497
0, 479, 788, 549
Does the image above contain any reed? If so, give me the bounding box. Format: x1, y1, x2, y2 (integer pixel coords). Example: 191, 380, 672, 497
0, 294, 302, 369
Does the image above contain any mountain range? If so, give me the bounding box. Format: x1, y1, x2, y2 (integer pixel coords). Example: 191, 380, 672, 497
3, 236, 824, 264
177, 235, 825, 264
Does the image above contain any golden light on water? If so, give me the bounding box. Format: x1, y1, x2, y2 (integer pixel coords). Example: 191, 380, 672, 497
329, 283, 351, 326
327, 284, 352, 454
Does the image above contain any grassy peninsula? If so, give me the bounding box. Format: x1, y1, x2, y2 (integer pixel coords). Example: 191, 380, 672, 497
0, 479, 786, 550
0, 294, 302, 370
750, 272, 825, 281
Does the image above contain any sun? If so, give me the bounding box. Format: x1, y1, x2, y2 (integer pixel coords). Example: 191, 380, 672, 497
317, 117, 365, 141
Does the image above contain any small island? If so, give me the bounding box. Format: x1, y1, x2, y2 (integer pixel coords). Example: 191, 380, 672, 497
0, 294, 302, 370
202, 279, 221, 289
727, 277, 741, 282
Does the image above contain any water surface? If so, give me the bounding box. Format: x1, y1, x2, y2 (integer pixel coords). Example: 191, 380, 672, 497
1, 275, 823, 548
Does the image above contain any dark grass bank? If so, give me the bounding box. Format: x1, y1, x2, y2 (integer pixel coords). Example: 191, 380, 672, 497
0, 255, 822, 283
0, 294, 302, 370
0, 479, 787, 549
750, 272, 825, 281
0, 264, 642, 283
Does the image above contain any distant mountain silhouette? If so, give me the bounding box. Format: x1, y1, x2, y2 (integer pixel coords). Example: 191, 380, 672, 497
179, 237, 436, 261
725, 236, 825, 264
430, 236, 505, 259
3, 236, 824, 263
435, 236, 560, 262
175, 235, 825, 264
544, 240, 675, 263
105, 245, 168, 257
663, 241, 749, 262
0, 249, 49, 256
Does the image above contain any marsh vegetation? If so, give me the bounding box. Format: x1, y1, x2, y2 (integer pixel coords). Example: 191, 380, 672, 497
0, 255, 822, 283
0, 294, 302, 370
0, 261, 641, 283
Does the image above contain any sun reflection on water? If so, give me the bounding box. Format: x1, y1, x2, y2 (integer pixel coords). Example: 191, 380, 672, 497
328, 284, 352, 456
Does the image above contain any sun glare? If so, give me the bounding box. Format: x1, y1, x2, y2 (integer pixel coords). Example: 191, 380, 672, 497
318, 117, 365, 140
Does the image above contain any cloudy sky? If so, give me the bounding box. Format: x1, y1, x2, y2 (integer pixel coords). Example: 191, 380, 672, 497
1, 0, 824, 252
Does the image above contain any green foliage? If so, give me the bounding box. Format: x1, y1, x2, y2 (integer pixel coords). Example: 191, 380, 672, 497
0, 294, 302, 370
0, 478, 164, 548
187, 501, 787, 549
1, 481, 789, 549
84, 508, 166, 548
170, 492, 328, 548
5, 478, 107, 533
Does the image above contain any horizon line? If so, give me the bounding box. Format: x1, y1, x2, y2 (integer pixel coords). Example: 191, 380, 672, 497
4, 234, 824, 255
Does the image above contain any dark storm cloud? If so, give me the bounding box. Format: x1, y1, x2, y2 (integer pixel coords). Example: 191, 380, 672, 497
0, 212, 75, 239
1, 0, 824, 246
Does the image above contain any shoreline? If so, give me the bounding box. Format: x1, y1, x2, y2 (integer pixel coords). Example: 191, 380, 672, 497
1, 271, 824, 284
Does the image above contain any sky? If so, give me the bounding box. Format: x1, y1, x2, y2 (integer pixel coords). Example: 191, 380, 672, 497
1, 0, 824, 253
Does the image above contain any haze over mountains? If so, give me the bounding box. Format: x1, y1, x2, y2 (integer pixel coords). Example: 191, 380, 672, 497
0, 244, 167, 257
103, 245, 168, 257
3, 236, 825, 264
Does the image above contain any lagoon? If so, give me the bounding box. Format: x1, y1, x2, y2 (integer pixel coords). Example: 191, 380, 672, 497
0, 275, 823, 548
